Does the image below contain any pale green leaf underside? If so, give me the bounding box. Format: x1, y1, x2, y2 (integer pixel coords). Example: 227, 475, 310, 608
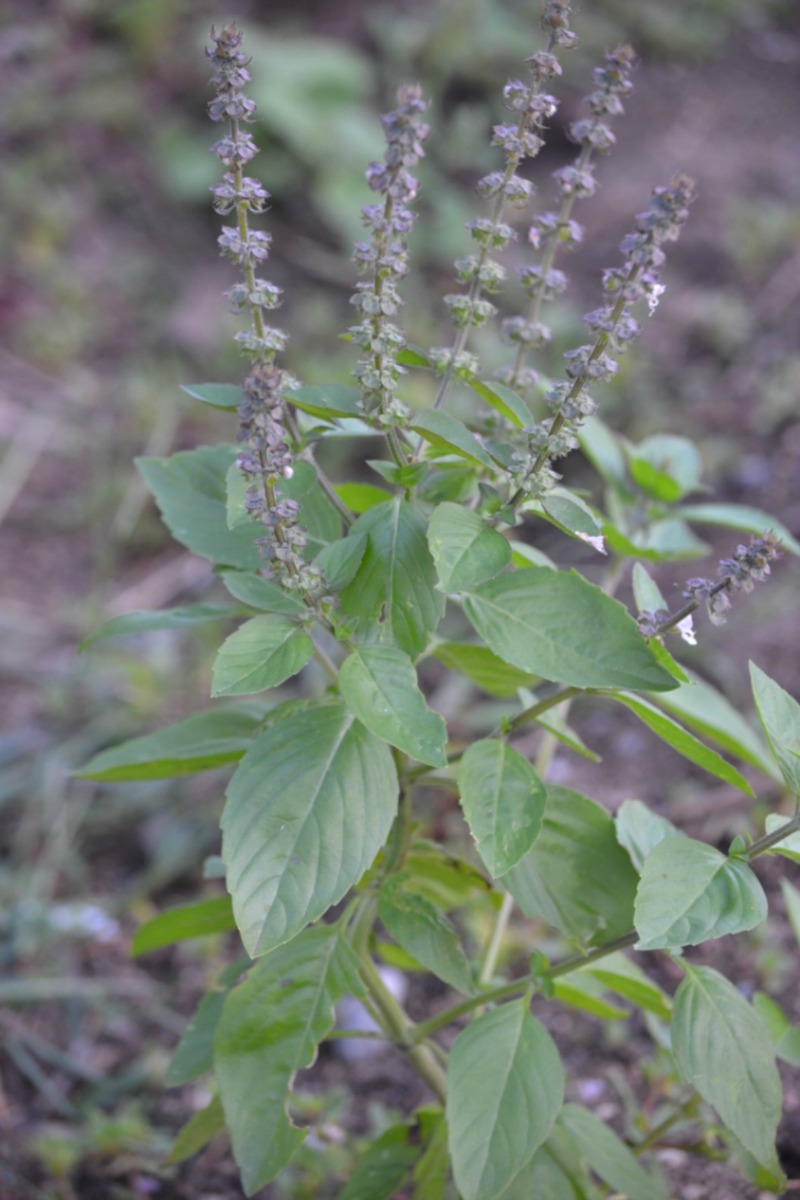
339, 644, 447, 767
463, 568, 676, 692
458, 739, 546, 877
222, 702, 397, 957
447, 1000, 564, 1200
634, 836, 767, 951
672, 964, 783, 1173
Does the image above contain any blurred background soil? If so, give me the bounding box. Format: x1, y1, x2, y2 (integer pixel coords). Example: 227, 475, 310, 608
1, 0, 800, 1196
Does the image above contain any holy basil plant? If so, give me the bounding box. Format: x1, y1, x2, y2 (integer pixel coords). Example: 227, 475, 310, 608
80, 7, 800, 1197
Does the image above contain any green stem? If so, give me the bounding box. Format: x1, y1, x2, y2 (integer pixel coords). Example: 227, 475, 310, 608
633, 1096, 699, 1156
311, 642, 339, 684
743, 811, 800, 861
477, 891, 515, 989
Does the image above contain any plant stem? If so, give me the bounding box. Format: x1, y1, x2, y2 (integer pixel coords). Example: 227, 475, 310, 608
477, 891, 515, 988
633, 1096, 698, 1156
743, 811, 800, 861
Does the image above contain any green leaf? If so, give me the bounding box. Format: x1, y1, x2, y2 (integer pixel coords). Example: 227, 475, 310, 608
378, 877, 474, 994
412, 1109, 451, 1200
764, 813, 800, 863
586, 952, 671, 1021
468, 379, 531, 428
653, 671, 775, 777
412, 409, 494, 467
676, 502, 800, 556
509, 541, 557, 571
672, 963, 783, 1173
516, 1126, 600, 1199
632, 563, 667, 615
560, 1104, 668, 1200
628, 434, 702, 502
750, 662, 800, 795
284, 382, 362, 420
607, 693, 755, 795
218, 569, 307, 615
615, 799, 681, 874
214, 925, 365, 1193
463, 569, 676, 692
458, 740, 546, 877
431, 641, 538, 698
335, 482, 393, 512
367, 457, 427, 488
181, 382, 242, 410
781, 877, 800, 947
536, 489, 605, 552
403, 841, 495, 910
314, 531, 368, 590
396, 345, 431, 368
211, 615, 314, 697
222, 702, 397, 957
283, 460, 343, 550
447, 1000, 564, 1200
132, 897, 235, 956
167, 988, 228, 1086
80, 604, 245, 649
339, 644, 447, 767
166, 1093, 225, 1165
603, 518, 709, 562
339, 1124, 418, 1200
340, 498, 444, 658
504, 786, 639, 949
428, 503, 511, 593
752, 992, 800, 1067
137, 446, 263, 569
551, 974, 629, 1021
76, 704, 264, 781
634, 836, 767, 951
533, 706, 601, 763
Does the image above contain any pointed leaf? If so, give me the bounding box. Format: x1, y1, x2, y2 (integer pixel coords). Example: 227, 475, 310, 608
378, 877, 473, 995
314, 531, 368, 590
750, 662, 800, 795
284, 383, 362, 420
653, 671, 775, 776
634, 836, 767, 951
132, 897, 235, 956
448, 1000, 564, 1200
167, 987, 228, 1086
463, 569, 676, 692
412, 409, 493, 467
76, 704, 264, 781
615, 799, 681, 873
182, 382, 242, 410
431, 641, 538, 698
428, 503, 511, 593
80, 604, 245, 649
335, 482, 393, 512
218, 569, 307, 615
672, 963, 783, 1172
586, 952, 671, 1021
340, 498, 444, 658
628, 434, 702, 502
560, 1104, 668, 1200
458, 740, 546, 877
214, 925, 364, 1193
504, 787, 639, 948
632, 562, 667, 615
211, 615, 314, 697
551, 974, 628, 1020
339, 1124, 418, 1200
412, 1109, 450, 1200
536, 489, 604, 550
676, 502, 800, 556
222, 702, 397, 956
137, 446, 263, 569
166, 1094, 226, 1165
608, 693, 754, 796
339, 644, 447, 767
468, 379, 531, 428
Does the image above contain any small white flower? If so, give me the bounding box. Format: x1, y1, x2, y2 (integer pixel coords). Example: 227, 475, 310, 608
677, 614, 697, 645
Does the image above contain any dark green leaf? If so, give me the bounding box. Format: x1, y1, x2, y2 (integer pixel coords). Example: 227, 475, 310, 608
218, 569, 307, 615
560, 1104, 668, 1200
463, 568, 676, 692
551, 974, 628, 1020
314, 532, 368, 590
412, 409, 493, 467
634, 837, 767, 951
76, 704, 264, 781
676, 503, 800, 556
211, 615, 314, 697
672, 963, 783, 1173
396, 345, 431, 368
80, 604, 245, 650
586, 952, 671, 1021
284, 383, 362, 420
137, 446, 263, 569
750, 663, 800, 795
378, 877, 474, 994
132, 897, 235, 956
222, 702, 397, 957
182, 382, 242, 410
468, 379, 531, 428
403, 841, 495, 910
504, 786, 639, 948
340, 498, 444, 658
448, 1000, 564, 1200
607, 693, 755, 795
428, 503, 511, 593
340, 1124, 418, 1200
335, 482, 393, 512
431, 641, 538, 698
214, 925, 365, 1193
167, 988, 228, 1085
412, 1109, 451, 1200
339, 644, 447, 767
458, 740, 545, 877
166, 1094, 226, 1165
628, 435, 702, 502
